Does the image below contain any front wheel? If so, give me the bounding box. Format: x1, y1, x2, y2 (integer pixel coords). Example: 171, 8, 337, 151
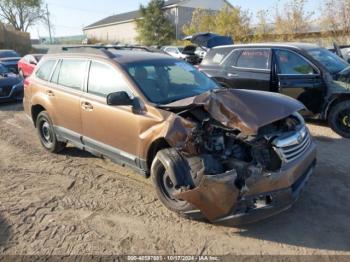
328, 100, 350, 138
151, 149, 194, 215
36, 111, 66, 153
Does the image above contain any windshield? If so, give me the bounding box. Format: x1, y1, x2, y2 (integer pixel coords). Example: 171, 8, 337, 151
124, 59, 218, 104
307, 48, 349, 74
0, 50, 20, 58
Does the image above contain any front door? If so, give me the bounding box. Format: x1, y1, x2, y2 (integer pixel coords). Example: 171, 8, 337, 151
80, 60, 141, 167
274, 49, 325, 115
224, 48, 272, 91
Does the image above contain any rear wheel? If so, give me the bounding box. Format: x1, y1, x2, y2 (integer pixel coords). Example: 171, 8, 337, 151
328, 100, 350, 138
36, 111, 66, 153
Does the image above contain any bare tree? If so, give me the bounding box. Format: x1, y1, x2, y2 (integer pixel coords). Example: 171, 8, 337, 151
273, 0, 314, 41
0, 0, 45, 32
321, 0, 350, 43
253, 10, 273, 42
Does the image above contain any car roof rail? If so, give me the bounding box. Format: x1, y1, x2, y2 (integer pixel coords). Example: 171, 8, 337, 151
48, 44, 160, 58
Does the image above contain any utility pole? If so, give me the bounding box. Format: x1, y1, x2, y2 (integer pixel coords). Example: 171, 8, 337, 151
46, 3, 53, 44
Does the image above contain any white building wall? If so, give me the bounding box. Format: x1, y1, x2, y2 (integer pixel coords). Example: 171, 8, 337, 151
84, 21, 138, 44
83, 0, 230, 43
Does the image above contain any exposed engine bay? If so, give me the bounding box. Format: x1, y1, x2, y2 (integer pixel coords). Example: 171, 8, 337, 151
174, 106, 304, 174
152, 89, 316, 225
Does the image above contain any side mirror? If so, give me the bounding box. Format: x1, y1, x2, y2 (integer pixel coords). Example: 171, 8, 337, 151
107, 91, 133, 106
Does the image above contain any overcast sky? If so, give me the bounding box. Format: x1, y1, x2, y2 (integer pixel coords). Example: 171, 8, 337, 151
29, 0, 323, 39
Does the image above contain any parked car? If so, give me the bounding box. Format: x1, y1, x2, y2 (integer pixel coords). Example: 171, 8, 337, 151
184, 32, 234, 49
162, 46, 185, 58
0, 63, 23, 103
24, 45, 316, 225
329, 43, 350, 63
195, 46, 207, 60
162, 45, 201, 65
0, 49, 21, 74
18, 54, 43, 78
198, 43, 350, 138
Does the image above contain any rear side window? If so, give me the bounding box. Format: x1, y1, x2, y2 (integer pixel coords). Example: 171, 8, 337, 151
57, 59, 87, 90
276, 50, 316, 75
88, 61, 131, 97
201, 47, 233, 65
236, 49, 270, 70
36, 59, 56, 81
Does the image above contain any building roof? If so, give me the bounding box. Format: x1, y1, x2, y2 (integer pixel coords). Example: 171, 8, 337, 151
84, 0, 186, 29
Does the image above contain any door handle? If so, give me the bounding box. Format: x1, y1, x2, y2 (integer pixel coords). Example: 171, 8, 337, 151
81, 101, 94, 111
227, 73, 238, 78
46, 90, 55, 97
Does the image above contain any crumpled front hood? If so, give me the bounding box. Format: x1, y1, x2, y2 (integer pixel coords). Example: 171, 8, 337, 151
165, 89, 305, 135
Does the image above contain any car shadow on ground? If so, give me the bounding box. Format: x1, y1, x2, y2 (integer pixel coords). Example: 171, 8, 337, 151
0, 214, 11, 250
233, 135, 350, 252
60, 146, 98, 159
0, 101, 23, 112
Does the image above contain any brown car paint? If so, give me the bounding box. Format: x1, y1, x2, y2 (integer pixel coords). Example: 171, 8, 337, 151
24, 50, 317, 225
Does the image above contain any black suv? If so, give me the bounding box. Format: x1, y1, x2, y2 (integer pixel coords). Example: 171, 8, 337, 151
198, 43, 350, 138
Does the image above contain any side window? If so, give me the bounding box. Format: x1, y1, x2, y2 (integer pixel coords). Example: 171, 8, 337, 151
36, 59, 56, 81
57, 59, 87, 90
236, 49, 270, 70
276, 50, 316, 75
88, 61, 131, 97
202, 47, 233, 65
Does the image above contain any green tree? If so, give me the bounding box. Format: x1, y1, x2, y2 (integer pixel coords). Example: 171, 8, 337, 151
183, 5, 251, 43
136, 0, 175, 46
183, 8, 214, 36
213, 5, 251, 42
273, 0, 314, 41
0, 0, 45, 32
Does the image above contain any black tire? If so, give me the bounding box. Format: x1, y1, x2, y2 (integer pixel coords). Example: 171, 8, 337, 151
36, 111, 66, 153
151, 149, 194, 215
328, 100, 350, 138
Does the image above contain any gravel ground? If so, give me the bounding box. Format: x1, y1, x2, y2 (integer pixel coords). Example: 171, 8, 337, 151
0, 102, 349, 255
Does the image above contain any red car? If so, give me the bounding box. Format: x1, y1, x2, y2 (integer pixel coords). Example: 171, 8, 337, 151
18, 54, 43, 78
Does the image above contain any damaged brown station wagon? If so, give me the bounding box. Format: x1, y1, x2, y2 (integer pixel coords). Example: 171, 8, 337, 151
23, 46, 317, 225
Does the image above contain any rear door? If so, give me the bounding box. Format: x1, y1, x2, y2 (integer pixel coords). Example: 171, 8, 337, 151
48, 58, 88, 144
224, 48, 272, 91
274, 49, 325, 114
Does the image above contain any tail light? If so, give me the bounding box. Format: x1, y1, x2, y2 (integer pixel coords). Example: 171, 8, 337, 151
23, 78, 31, 89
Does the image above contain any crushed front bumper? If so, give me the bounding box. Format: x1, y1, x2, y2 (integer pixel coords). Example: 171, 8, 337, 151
178, 141, 317, 226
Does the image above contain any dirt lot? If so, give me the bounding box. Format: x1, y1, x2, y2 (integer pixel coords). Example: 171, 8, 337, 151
0, 102, 349, 255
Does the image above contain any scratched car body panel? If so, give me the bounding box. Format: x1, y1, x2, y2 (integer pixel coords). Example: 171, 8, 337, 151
23, 45, 317, 225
